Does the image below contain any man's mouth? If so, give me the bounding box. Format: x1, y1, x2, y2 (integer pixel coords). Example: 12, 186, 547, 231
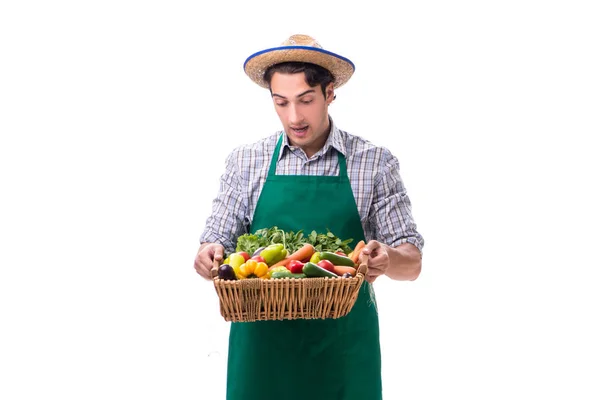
291, 126, 309, 136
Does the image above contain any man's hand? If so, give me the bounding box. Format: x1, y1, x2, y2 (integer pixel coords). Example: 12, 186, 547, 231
361, 240, 422, 283
360, 240, 390, 283
194, 242, 225, 280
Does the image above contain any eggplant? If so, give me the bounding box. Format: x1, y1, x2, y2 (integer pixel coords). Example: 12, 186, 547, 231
218, 264, 237, 281
252, 247, 266, 258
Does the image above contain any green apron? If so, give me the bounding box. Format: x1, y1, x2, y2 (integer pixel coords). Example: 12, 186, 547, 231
226, 134, 382, 400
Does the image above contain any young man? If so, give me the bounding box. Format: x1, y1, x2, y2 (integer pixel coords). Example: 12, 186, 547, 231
194, 34, 424, 400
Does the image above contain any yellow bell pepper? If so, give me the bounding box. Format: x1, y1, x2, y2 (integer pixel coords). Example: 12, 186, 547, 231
309, 252, 321, 264
238, 260, 270, 279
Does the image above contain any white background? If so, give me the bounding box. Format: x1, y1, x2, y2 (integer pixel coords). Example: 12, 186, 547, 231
1, 1, 599, 399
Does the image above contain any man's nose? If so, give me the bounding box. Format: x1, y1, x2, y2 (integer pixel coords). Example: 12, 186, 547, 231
289, 104, 302, 124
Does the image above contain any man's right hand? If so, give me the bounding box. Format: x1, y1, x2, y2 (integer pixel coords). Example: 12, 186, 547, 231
194, 242, 225, 280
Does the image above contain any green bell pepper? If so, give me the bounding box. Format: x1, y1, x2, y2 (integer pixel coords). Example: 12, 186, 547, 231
260, 243, 288, 266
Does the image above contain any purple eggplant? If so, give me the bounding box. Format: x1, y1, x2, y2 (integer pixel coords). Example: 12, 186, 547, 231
218, 264, 237, 281
252, 247, 266, 258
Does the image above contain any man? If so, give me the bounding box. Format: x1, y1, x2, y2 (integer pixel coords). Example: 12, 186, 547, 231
194, 34, 424, 400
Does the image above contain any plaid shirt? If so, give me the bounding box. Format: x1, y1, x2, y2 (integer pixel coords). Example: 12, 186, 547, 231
199, 119, 424, 254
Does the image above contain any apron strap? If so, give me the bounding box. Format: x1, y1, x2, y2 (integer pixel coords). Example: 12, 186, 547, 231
268, 134, 284, 176
268, 133, 348, 178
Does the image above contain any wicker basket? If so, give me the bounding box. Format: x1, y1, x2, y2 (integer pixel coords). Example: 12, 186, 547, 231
210, 257, 368, 322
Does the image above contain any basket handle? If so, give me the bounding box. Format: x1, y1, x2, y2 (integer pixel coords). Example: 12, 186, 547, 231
356, 253, 368, 276
209, 259, 220, 279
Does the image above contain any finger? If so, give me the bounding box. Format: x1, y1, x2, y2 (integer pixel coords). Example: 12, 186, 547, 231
213, 246, 224, 262
367, 254, 388, 269
366, 263, 384, 275
200, 262, 215, 280
194, 252, 215, 280
197, 268, 209, 280
361, 240, 380, 257
194, 259, 210, 279
365, 273, 378, 283
193, 257, 204, 275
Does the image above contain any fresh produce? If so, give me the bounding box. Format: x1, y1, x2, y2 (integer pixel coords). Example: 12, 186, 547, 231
342, 272, 352, 278
307, 230, 353, 254
350, 240, 366, 264
235, 226, 353, 256
250, 255, 266, 263
287, 260, 305, 274
332, 265, 357, 277
217, 264, 237, 280
260, 244, 287, 266
268, 266, 289, 276
229, 253, 246, 270
319, 252, 356, 267
317, 259, 335, 272
302, 262, 338, 278
287, 242, 315, 261
252, 247, 266, 257
238, 260, 270, 279
232, 264, 243, 279
309, 252, 320, 263
224, 227, 362, 280
269, 243, 315, 269
271, 270, 307, 279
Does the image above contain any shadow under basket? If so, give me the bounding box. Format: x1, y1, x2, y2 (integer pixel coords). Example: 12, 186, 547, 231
210, 259, 367, 322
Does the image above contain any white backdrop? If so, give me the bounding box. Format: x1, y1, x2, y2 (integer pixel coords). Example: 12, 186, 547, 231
1, 1, 599, 399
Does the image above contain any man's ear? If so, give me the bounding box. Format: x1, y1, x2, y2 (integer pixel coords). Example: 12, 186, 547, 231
326, 83, 335, 104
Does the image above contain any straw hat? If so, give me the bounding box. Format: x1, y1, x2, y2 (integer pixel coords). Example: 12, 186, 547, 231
243, 34, 355, 89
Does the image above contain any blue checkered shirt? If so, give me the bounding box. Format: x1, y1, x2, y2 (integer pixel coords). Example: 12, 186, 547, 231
199, 119, 424, 254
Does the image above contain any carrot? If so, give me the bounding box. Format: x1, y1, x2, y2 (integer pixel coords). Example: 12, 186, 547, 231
350, 240, 365, 264
333, 265, 357, 277
268, 243, 315, 270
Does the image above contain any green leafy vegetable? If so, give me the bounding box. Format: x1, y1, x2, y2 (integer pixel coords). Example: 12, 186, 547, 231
234, 226, 353, 257
307, 229, 353, 254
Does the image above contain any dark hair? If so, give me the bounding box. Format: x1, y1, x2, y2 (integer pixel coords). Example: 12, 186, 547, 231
264, 62, 335, 99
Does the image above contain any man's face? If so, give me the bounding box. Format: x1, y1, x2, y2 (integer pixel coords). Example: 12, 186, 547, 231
270, 72, 334, 158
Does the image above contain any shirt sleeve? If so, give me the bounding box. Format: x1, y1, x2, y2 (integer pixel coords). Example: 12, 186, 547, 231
368, 149, 425, 253
198, 150, 248, 254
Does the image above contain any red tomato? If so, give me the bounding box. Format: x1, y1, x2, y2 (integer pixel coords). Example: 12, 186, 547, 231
238, 252, 250, 262
287, 260, 305, 274
317, 259, 335, 272
250, 255, 266, 263
335, 251, 346, 256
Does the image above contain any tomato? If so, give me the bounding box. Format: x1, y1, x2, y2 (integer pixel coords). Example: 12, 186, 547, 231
250, 255, 266, 263
317, 259, 335, 272
335, 251, 346, 256
238, 252, 250, 262
287, 260, 305, 274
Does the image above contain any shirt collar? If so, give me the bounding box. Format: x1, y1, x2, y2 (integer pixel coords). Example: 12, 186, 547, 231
278, 117, 346, 161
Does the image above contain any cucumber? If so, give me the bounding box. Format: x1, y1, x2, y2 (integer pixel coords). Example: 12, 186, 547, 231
302, 262, 338, 278
319, 252, 356, 267
271, 271, 306, 279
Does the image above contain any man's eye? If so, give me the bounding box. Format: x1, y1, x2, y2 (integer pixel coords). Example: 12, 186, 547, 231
275, 102, 287, 107
301, 99, 313, 105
